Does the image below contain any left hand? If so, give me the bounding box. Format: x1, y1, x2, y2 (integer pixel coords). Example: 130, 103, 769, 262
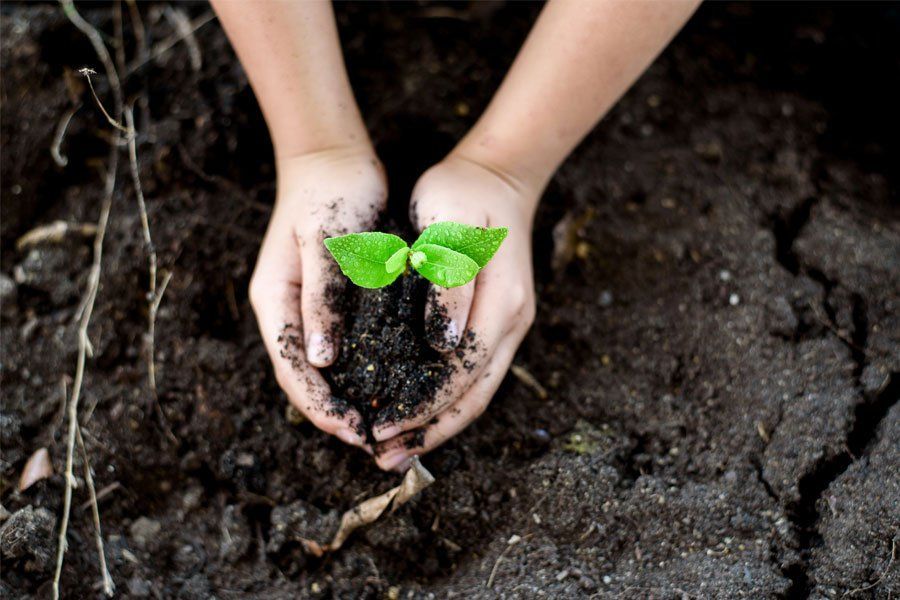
371, 154, 539, 471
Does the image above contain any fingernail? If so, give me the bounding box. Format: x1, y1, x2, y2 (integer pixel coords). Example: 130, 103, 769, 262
380, 451, 409, 472
336, 428, 364, 447
374, 424, 402, 442
306, 332, 333, 365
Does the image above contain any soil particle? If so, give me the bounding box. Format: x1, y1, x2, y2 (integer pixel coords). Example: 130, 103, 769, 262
129, 516, 162, 550
267, 499, 339, 565
0, 506, 56, 576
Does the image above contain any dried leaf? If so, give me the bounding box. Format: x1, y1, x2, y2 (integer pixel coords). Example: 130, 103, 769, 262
19, 448, 53, 491
327, 457, 435, 551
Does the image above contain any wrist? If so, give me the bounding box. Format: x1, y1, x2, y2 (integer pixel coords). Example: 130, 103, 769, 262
451, 135, 554, 204
276, 143, 380, 173
272, 122, 374, 163
447, 143, 546, 216
275, 145, 386, 197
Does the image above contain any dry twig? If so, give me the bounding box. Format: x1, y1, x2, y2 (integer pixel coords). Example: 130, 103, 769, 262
79, 68, 129, 134
125, 0, 151, 125
76, 424, 114, 596
50, 106, 80, 167
52, 143, 118, 600
15, 221, 98, 252
55, 3, 124, 598
510, 364, 548, 400
124, 106, 176, 443
125, 11, 216, 76
60, 0, 124, 121
163, 5, 203, 71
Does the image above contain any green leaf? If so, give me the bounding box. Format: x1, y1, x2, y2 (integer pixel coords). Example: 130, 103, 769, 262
385, 246, 409, 274
323, 233, 409, 289
411, 243, 480, 288
412, 222, 508, 268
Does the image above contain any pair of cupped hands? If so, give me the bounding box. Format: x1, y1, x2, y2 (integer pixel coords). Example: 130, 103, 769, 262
249, 146, 538, 472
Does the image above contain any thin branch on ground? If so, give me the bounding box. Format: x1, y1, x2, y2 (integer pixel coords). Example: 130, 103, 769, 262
79, 481, 122, 512
163, 5, 203, 71
124, 106, 157, 294
125, 11, 216, 77
76, 423, 115, 596
125, 105, 176, 444
79, 68, 129, 134
55, 3, 125, 598
61, 0, 126, 132
52, 141, 119, 600
125, 0, 151, 125
510, 364, 548, 399
50, 106, 80, 167
486, 534, 532, 589
16, 221, 98, 252
124, 106, 158, 304
112, 1, 126, 74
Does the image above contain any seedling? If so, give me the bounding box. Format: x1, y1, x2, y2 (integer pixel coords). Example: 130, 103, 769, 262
324, 221, 508, 289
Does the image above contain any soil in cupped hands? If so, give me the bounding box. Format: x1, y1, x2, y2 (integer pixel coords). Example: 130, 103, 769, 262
322, 220, 478, 442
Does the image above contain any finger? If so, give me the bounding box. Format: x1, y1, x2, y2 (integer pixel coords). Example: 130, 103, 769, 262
249, 223, 366, 448
373, 333, 523, 471
299, 229, 344, 368
413, 201, 486, 353
372, 247, 527, 441
424, 282, 474, 351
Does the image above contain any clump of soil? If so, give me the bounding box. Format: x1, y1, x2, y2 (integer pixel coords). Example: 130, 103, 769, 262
323, 223, 472, 436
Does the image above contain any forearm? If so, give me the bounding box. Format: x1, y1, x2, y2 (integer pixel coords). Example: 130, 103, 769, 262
211, 0, 369, 159
455, 0, 700, 195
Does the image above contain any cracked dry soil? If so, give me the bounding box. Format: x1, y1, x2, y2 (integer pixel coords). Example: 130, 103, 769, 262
2, 2, 898, 598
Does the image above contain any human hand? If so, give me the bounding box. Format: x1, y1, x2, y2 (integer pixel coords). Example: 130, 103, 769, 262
249, 148, 386, 450
371, 154, 539, 470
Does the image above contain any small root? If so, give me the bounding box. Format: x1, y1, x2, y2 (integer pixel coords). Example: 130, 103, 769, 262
50, 105, 79, 167
16, 221, 98, 252
163, 5, 202, 71
125, 11, 216, 77
510, 364, 548, 400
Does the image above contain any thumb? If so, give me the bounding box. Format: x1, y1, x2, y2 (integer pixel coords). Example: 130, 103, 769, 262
301, 236, 344, 367
425, 280, 474, 352
412, 200, 486, 352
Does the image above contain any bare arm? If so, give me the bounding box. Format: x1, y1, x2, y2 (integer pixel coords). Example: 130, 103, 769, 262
373, 0, 700, 467
211, 0, 384, 450
455, 0, 700, 195
211, 0, 369, 158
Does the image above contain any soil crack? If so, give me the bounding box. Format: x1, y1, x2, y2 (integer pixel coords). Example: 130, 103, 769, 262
784, 372, 899, 597
771, 196, 818, 277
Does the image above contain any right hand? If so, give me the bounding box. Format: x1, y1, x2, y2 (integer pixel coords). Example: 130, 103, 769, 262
249, 147, 387, 450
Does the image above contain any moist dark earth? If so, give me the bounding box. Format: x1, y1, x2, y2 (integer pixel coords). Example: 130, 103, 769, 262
2, 2, 898, 598
324, 239, 461, 435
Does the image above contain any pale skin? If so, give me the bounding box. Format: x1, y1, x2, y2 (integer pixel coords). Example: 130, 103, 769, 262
212, 0, 700, 471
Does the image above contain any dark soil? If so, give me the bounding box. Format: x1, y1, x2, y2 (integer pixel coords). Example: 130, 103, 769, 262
2, 2, 899, 598
324, 266, 459, 434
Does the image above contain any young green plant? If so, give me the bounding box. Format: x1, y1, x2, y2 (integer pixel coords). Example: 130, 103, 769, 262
324, 221, 508, 289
